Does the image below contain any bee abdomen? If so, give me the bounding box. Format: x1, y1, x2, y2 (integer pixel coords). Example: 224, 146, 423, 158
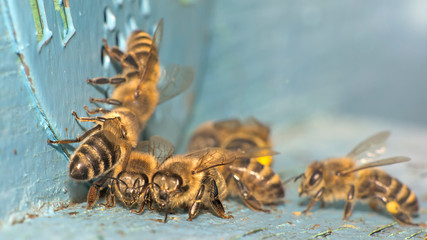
232, 158, 285, 203
253, 167, 285, 202
373, 171, 419, 213
126, 31, 152, 51
388, 179, 419, 212
69, 133, 117, 180
126, 31, 159, 64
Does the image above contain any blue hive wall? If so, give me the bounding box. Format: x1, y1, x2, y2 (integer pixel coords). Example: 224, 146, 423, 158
0, 0, 211, 225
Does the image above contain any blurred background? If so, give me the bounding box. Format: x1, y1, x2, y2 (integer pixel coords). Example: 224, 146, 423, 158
0, 0, 426, 238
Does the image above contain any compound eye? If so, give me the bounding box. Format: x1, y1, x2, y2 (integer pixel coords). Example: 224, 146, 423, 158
309, 171, 322, 186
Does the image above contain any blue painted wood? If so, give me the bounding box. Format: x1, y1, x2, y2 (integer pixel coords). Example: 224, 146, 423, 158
1, 0, 427, 238
0, 0, 210, 226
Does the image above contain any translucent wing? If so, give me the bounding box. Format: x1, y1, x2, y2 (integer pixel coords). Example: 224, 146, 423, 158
337, 156, 410, 176
134, 19, 164, 98
346, 131, 390, 163
187, 147, 279, 174
239, 147, 279, 158
152, 19, 163, 52
158, 64, 195, 104
149, 136, 174, 163
135, 136, 174, 163
135, 140, 151, 153
213, 119, 242, 131
186, 148, 232, 174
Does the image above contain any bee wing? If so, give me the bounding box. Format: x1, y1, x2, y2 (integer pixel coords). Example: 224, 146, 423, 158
213, 119, 242, 131
185, 148, 232, 174
152, 18, 164, 52
135, 140, 151, 153
133, 19, 165, 98
337, 156, 410, 176
239, 147, 279, 158
188, 147, 279, 174
135, 136, 174, 163
157, 64, 195, 104
149, 136, 175, 163
346, 131, 390, 164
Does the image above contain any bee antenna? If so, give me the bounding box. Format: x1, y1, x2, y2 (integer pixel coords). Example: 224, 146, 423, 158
107, 176, 129, 188
151, 182, 160, 189
290, 173, 305, 183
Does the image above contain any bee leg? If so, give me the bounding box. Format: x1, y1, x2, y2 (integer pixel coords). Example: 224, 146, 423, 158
368, 199, 379, 211
131, 188, 151, 214
164, 208, 169, 223
89, 97, 122, 106
122, 53, 140, 69
302, 187, 324, 214
131, 201, 146, 215
209, 179, 233, 220
101, 186, 116, 208
343, 185, 355, 220
84, 106, 111, 115
232, 175, 270, 213
86, 76, 126, 85
87, 176, 109, 209
320, 199, 326, 208
47, 124, 101, 144
188, 184, 205, 221
87, 185, 100, 209
72, 111, 115, 123
147, 192, 154, 210
102, 39, 125, 64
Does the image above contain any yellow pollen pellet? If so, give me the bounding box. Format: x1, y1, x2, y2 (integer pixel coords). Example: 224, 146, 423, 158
386, 201, 400, 214
256, 156, 272, 166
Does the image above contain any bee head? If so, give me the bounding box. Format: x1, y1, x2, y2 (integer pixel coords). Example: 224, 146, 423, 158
116, 172, 148, 208
298, 162, 324, 197
151, 171, 185, 208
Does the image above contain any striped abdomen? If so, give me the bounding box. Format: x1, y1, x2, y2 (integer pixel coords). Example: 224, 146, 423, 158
187, 131, 221, 152
357, 169, 419, 214
69, 131, 121, 181
126, 30, 159, 69
221, 158, 284, 204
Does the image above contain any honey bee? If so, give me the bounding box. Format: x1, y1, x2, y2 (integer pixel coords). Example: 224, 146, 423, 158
48, 20, 193, 209
298, 131, 423, 226
86, 19, 194, 129
187, 118, 284, 213
47, 107, 140, 182
150, 147, 275, 222
86, 136, 174, 212
188, 118, 272, 165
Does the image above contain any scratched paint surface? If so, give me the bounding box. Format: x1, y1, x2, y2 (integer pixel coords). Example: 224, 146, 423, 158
0, 118, 427, 239
1, 0, 427, 239
0, 0, 210, 226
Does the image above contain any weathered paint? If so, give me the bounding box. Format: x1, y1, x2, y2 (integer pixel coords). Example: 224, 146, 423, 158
0, 0, 210, 228
1, 0, 427, 239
